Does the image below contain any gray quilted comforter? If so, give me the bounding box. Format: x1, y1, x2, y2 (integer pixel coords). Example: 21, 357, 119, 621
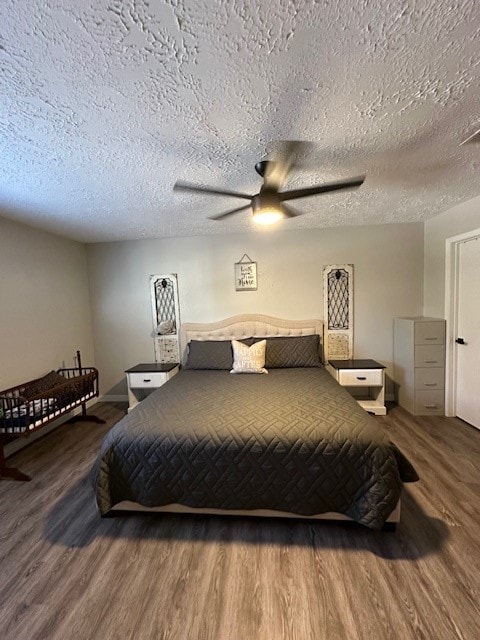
93, 368, 418, 529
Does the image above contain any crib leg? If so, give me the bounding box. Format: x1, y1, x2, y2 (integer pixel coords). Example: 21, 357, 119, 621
0, 439, 31, 482
68, 414, 106, 425
67, 402, 106, 425
0, 466, 32, 482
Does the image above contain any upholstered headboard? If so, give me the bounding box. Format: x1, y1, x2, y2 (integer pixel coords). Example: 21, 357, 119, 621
180, 314, 324, 365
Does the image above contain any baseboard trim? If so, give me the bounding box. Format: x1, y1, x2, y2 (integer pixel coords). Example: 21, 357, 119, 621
99, 394, 129, 402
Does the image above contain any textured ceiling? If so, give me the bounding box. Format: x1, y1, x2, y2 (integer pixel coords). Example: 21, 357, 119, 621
1, 0, 480, 243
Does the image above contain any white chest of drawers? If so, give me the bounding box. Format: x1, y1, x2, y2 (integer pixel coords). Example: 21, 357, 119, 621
393, 317, 446, 415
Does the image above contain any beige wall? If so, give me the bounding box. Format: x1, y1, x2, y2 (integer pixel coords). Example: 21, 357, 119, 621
2, 197, 477, 427
87, 222, 424, 396
424, 196, 480, 318
0, 216, 95, 390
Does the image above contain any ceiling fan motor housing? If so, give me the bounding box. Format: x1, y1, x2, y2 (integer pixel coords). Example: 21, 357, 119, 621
252, 190, 282, 214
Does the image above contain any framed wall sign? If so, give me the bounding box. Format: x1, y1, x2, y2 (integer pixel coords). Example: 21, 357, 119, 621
235, 254, 257, 291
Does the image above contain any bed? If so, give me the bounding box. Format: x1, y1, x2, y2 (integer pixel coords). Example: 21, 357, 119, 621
93, 315, 418, 530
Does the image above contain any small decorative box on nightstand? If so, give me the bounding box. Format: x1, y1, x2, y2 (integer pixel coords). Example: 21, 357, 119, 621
125, 363, 179, 411
326, 359, 387, 416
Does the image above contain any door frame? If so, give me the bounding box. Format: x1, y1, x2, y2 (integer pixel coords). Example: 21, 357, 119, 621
444, 227, 480, 416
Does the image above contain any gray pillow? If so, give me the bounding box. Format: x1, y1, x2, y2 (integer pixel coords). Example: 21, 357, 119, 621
246, 335, 322, 368
184, 340, 233, 370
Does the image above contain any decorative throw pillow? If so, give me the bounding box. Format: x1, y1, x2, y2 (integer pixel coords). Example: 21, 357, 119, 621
230, 339, 268, 374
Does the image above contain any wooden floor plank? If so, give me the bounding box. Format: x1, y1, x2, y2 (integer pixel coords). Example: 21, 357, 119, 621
0, 402, 479, 640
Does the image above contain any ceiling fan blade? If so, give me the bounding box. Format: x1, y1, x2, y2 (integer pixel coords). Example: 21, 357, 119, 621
282, 204, 303, 219
208, 204, 251, 221
174, 181, 252, 200
264, 141, 305, 191
279, 176, 365, 202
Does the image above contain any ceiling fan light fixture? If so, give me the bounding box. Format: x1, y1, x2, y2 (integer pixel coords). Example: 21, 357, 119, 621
252, 208, 284, 225
251, 193, 284, 225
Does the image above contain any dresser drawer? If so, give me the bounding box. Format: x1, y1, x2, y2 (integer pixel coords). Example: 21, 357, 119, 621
414, 322, 445, 345
414, 390, 444, 414
338, 369, 383, 386
128, 372, 167, 388
415, 367, 445, 390
414, 345, 445, 367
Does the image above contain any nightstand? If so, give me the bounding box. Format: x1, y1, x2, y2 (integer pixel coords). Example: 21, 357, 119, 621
125, 363, 179, 412
326, 359, 387, 416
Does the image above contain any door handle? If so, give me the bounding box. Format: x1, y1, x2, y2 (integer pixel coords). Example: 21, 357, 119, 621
455, 338, 467, 345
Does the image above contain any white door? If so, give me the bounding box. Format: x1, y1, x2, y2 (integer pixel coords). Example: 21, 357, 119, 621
456, 236, 480, 429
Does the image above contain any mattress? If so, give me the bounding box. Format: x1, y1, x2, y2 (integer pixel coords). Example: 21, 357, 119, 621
93, 368, 417, 529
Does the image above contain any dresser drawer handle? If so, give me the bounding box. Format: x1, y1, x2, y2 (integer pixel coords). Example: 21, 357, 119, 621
143, 378, 152, 383
424, 404, 437, 408
424, 383, 437, 386
424, 360, 438, 364
356, 376, 367, 380
425, 337, 437, 341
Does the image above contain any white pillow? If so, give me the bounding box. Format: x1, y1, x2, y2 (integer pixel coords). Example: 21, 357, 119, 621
230, 339, 268, 374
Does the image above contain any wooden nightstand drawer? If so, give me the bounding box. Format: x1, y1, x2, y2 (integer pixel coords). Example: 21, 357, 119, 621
338, 369, 383, 387
128, 372, 167, 388
415, 367, 445, 390
414, 345, 445, 367
414, 322, 445, 345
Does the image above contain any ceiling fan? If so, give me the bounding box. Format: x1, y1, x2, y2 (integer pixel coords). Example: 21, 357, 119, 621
173, 142, 365, 224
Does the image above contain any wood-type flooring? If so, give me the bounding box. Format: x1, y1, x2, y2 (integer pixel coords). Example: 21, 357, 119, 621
0, 402, 479, 640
